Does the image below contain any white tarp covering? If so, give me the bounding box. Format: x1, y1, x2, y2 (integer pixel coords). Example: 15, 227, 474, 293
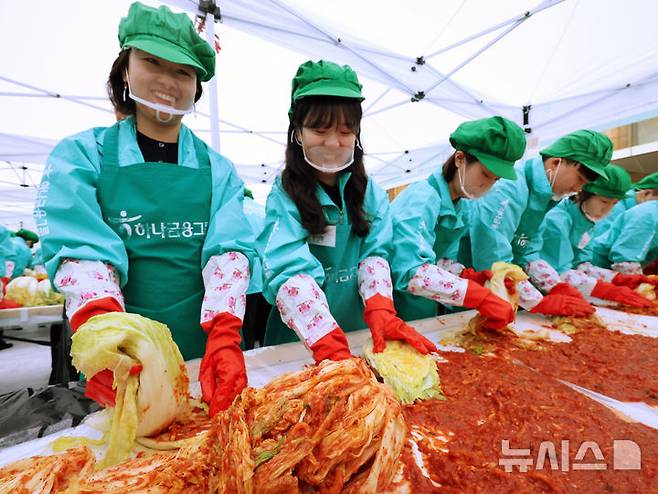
2, 0, 658, 229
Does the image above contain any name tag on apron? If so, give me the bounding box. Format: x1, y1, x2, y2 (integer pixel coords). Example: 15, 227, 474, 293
309, 225, 337, 247
578, 232, 591, 250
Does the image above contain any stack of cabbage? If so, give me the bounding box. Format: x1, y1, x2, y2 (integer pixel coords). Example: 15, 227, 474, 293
4, 276, 64, 306
65, 312, 191, 468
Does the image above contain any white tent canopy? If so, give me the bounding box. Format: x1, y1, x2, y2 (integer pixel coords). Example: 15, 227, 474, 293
2, 0, 658, 230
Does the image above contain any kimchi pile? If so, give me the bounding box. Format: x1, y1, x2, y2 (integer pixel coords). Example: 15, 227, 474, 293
0, 358, 406, 494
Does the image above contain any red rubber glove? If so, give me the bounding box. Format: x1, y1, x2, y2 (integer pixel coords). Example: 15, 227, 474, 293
85, 364, 143, 407
530, 283, 595, 317
309, 328, 352, 363
363, 293, 437, 354
70, 296, 124, 332
611, 273, 657, 289
460, 268, 493, 286
643, 259, 658, 276
200, 312, 247, 417
591, 280, 654, 308
73, 297, 131, 407
504, 278, 516, 292
462, 280, 515, 329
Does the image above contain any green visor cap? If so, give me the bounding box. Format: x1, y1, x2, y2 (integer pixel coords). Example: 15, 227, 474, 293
119, 2, 215, 82
540, 130, 612, 179
14, 228, 39, 243
582, 164, 632, 198
633, 171, 658, 190
449, 116, 526, 180
289, 60, 365, 119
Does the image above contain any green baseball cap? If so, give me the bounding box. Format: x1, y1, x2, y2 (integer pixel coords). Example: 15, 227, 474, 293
119, 2, 216, 82
633, 171, 658, 190
449, 116, 526, 180
540, 130, 612, 179
289, 60, 364, 119
582, 164, 632, 198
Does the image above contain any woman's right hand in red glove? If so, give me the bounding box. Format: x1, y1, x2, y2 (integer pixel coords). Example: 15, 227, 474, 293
462, 281, 515, 329
530, 283, 595, 317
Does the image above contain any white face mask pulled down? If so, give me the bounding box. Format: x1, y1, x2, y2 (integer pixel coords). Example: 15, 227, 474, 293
125, 70, 194, 124
581, 202, 602, 223
457, 162, 477, 199
547, 160, 576, 201
294, 132, 359, 174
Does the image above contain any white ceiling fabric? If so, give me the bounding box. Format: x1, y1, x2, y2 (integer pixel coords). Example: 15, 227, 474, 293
2, 0, 658, 229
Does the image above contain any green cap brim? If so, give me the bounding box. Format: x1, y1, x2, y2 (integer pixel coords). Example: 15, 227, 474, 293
582, 185, 627, 198
295, 83, 364, 103
469, 149, 517, 180
125, 37, 209, 81
579, 160, 608, 179
633, 176, 658, 190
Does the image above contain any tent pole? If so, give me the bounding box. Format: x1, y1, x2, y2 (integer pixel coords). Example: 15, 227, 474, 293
205, 12, 221, 153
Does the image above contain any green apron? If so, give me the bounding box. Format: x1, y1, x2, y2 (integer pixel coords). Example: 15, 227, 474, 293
264, 186, 367, 346
97, 123, 211, 361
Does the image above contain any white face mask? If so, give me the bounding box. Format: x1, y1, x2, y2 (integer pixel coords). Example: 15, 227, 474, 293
457, 162, 477, 199
548, 159, 576, 201
552, 191, 577, 202
583, 212, 600, 222
581, 202, 602, 223
125, 70, 194, 123
295, 132, 357, 174
547, 159, 561, 189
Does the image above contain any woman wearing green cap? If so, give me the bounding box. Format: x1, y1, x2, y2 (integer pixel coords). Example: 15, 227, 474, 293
388, 116, 522, 324
462, 129, 614, 317
537, 165, 653, 308
257, 59, 436, 362
589, 171, 658, 241
14, 228, 39, 249
35, 2, 255, 416
583, 199, 658, 283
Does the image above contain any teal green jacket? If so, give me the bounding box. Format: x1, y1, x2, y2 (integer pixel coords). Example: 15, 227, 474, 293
466, 156, 556, 271
35, 116, 255, 286
0, 226, 14, 277
8, 236, 33, 276
590, 200, 658, 268
243, 195, 265, 294
538, 199, 595, 273
389, 170, 470, 319
257, 173, 392, 332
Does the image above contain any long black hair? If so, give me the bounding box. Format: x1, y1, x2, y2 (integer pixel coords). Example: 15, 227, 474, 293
283, 96, 370, 236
